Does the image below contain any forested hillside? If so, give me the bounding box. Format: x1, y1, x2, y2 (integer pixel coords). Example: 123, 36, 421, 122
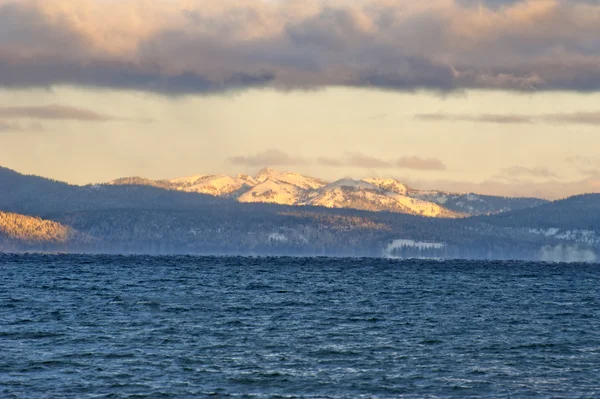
1, 165, 598, 262
479, 194, 600, 230
0, 211, 71, 242
0, 166, 228, 218
0, 210, 92, 252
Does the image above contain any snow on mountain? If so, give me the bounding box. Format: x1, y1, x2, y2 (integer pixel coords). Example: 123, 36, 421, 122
363, 178, 408, 195
255, 167, 280, 183
386, 193, 459, 217
168, 175, 208, 185
275, 172, 327, 190
236, 174, 258, 186
304, 184, 460, 217
167, 175, 253, 196
410, 189, 548, 215
253, 168, 326, 190
237, 178, 302, 205
106, 168, 478, 218
323, 178, 377, 190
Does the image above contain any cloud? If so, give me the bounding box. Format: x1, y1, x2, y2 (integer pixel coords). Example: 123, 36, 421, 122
580, 169, 600, 178
416, 111, 600, 125
0, 120, 44, 133
566, 156, 600, 167
345, 153, 393, 168
542, 112, 600, 125
316, 157, 345, 167
501, 166, 559, 178
0, 105, 118, 121
416, 113, 534, 124
396, 156, 447, 171
232, 151, 447, 171
368, 113, 388, 121
1, 0, 600, 94
229, 149, 308, 167
316, 153, 446, 171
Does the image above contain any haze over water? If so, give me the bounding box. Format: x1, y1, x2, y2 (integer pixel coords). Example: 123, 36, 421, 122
1, 254, 599, 398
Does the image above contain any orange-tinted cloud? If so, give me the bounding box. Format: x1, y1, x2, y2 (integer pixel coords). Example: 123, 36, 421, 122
0, 0, 600, 94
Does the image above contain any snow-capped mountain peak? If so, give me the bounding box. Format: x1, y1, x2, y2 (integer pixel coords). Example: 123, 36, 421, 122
255, 167, 280, 183
362, 178, 409, 195
166, 174, 253, 196
237, 178, 301, 205
167, 175, 208, 185
324, 178, 377, 191
109, 167, 544, 218
274, 172, 327, 190
236, 174, 258, 186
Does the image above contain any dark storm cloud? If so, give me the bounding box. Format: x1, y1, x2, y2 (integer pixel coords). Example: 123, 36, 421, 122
1, 0, 600, 94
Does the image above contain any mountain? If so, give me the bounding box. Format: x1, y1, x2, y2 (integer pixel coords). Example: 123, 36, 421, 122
302, 179, 458, 217
238, 179, 304, 205
0, 165, 596, 261
363, 178, 409, 195
34, 198, 600, 261
410, 190, 548, 215
107, 168, 547, 217
108, 169, 465, 217
0, 166, 228, 218
478, 194, 600, 230
167, 174, 254, 196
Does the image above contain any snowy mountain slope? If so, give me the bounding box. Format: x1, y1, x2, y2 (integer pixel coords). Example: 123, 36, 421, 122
168, 175, 208, 185
168, 175, 253, 197
322, 178, 378, 191
304, 181, 461, 218
106, 168, 545, 218
255, 167, 280, 183
254, 167, 327, 190
362, 178, 408, 195
410, 190, 548, 215
237, 178, 303, 205
274, 172, 327, 190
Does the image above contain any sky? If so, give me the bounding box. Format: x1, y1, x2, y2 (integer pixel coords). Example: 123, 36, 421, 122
1, 0, 600, 199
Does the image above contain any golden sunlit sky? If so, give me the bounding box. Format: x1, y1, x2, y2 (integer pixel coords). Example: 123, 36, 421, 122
1, 0, 600, 199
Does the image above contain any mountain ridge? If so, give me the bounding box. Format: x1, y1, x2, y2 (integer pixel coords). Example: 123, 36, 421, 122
0, 164, 598, 261
107, 167, 547, 217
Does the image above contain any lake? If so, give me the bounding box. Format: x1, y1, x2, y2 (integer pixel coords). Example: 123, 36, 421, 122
1, 254, 599, 398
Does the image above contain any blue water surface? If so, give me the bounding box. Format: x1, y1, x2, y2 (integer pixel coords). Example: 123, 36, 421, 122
1, 254, 599, 398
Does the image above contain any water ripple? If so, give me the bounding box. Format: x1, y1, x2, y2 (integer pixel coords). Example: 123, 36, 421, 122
1, 254, 599, 398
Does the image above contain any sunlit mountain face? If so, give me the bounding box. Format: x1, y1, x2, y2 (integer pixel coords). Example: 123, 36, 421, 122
107, 167, 546, 217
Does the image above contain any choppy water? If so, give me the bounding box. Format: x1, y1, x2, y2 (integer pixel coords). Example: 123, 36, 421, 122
1, 254, 600, 398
